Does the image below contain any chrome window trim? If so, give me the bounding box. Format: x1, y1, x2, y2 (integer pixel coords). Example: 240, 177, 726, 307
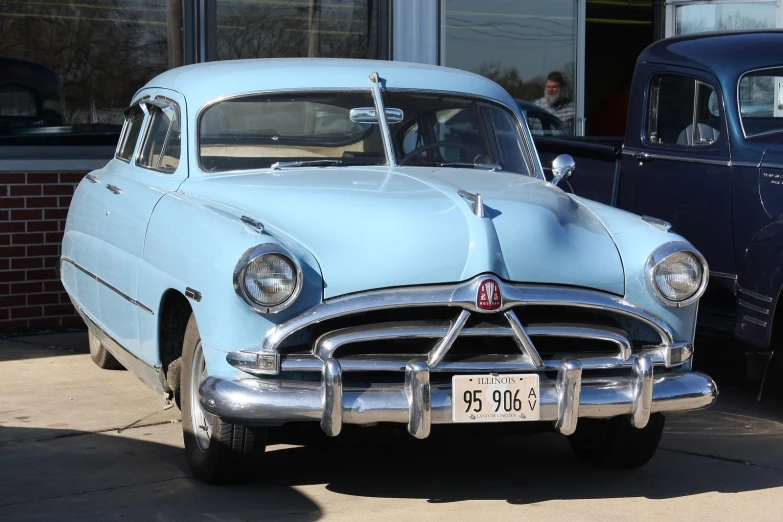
645, 242, 709, 308
62, 256, 154, 315
261, 273, 676, 354
737, 65, 783, 140
115, 103, 147, 164
621, 149, 730, 167
135, 96, 181, 175
233, 243, 304, 314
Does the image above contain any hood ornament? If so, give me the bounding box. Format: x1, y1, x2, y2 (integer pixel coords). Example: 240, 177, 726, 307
457, 190, 484, 218
477, 278, 502, 311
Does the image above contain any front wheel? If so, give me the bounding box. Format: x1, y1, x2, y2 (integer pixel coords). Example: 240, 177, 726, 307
567, 414, 665, 469
180, 314, 267, 484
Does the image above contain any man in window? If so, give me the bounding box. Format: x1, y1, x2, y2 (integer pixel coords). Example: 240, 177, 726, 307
533, 71, 575, 132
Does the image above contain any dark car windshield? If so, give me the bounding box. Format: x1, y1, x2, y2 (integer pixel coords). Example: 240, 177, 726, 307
199, 90, 530, 175
739, 67, 783, 138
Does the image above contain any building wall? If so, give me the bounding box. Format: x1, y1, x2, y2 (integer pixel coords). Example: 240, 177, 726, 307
1, 172, 85, 333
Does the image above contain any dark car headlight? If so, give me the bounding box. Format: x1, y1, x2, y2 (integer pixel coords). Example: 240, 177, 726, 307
234, 244, 303, 313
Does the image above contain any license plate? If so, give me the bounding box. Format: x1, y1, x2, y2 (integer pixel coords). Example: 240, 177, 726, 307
452, 374, 540, 423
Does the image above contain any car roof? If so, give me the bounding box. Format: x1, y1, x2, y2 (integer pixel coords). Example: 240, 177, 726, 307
638, 30, 783, 80
139, 58, 516, 113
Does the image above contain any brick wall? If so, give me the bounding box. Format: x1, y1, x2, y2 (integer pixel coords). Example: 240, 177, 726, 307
1, 172, 87, 333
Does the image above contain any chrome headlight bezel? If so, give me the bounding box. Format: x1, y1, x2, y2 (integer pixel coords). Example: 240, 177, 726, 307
645, 242, 709, 308
233, 244, 303, 314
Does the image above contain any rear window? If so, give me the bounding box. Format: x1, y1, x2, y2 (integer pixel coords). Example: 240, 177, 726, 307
198, 91, 386, 172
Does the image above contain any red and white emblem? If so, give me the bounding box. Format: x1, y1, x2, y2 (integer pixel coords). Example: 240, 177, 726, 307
477, 279, 502, 311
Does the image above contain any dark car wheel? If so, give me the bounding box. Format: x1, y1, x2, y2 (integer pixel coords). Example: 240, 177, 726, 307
180, 313, 267, 484
567, 413, 665, 469
88, 330, 123, 370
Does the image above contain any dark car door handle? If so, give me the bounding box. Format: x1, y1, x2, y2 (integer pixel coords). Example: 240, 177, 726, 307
105, 184, 122, 195
634, 152, 653, 162
85, 174, 99, 184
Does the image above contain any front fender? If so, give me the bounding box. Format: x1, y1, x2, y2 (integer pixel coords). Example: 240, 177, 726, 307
735, 219, 783, 350
136, 191, 324, 367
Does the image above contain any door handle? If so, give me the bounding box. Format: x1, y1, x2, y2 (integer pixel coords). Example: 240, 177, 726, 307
105, 184, 122, 194
634, 152, 653, 162
85, 174, 99, 184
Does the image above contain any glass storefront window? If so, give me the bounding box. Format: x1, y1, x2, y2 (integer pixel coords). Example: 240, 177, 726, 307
0, 1, 182, 143
445, 0, 579, 134
675, 2, 777, 35
216, 0, 380, 60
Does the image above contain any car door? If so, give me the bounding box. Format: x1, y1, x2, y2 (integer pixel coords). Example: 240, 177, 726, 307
620, 66, 737, 276
96, 89, 186, 356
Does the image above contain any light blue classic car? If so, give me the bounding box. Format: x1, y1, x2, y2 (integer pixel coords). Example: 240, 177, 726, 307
62, 58, 718, 484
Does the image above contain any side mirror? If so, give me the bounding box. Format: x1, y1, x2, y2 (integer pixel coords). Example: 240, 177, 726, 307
551, 154, 575, 187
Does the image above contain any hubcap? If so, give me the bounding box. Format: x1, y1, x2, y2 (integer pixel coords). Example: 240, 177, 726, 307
190, 341, 214, 453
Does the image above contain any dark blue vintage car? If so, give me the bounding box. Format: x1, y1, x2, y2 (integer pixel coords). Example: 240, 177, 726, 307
534, 30, 783, 375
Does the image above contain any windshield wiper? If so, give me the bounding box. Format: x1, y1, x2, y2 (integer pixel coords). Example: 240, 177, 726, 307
271, 159, 344, 170
435, 162, 503, 171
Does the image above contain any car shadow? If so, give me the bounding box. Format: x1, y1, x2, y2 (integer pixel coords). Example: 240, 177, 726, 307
0, 330, 90, 362
262, 417, 783, 505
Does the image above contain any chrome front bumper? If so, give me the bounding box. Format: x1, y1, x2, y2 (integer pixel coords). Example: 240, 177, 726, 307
199, 355, 718, 439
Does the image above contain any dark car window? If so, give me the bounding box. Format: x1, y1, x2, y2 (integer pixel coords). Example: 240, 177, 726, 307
137, 99, 181, 172
646, 74, 720, 147
116, 104, 145, 163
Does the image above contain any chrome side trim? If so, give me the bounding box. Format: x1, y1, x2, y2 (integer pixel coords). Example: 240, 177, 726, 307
85, 174, 99, 184
743, 315, 768, 328
622, 149, 730, 167
62, 257, 154, 315
262, 275, 675, 354
240, 216, 265, 234
733, 161, 761, 169
761, 163, 783, 170
74, 302, 167, 394
368, 72, 397, 167
738, 298, 769, 315
738, 286, 773, 303
185, 287, 203, 303
105, 184, 123, 195
711, 272, 738, 280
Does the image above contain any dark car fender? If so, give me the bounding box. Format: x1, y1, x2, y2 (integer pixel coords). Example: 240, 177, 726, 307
735, 219, 783, 350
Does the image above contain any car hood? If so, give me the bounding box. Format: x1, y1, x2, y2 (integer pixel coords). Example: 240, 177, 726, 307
188, 167, 625, 299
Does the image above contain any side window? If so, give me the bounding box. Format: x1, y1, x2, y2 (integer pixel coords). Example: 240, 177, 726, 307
646, 75, 721, 147
137, 99, 181, 172
116, 104, 145, 162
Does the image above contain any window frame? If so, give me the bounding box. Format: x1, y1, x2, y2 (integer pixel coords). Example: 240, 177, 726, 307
737, 65, 783, 139
115, 102, 147, 164
134, 97, 182, 174
643, 72, 724, 150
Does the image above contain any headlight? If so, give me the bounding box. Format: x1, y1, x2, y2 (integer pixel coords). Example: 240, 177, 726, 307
234, 244, 303, 313
647, 243, 708, 307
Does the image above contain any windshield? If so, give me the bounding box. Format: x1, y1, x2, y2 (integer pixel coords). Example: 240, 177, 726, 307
739, 67, 783, 138
199, 91, 386, 172
198, 90, 531, 174
386, 91, 530, 175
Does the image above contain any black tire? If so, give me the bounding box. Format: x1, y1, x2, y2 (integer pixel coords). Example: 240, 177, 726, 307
567, 413, 665, 469
88, 330, 123, 370
180, 313, 267, 484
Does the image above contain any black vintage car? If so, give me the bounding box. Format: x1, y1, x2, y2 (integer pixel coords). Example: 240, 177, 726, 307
534, 30, 783, 377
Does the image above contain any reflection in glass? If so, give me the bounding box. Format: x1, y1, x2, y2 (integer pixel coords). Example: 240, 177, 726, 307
739, 68, 783, 137
0, 1, 181, 138
675, 2, 777, 35
445, 0, 578, 133
216, 0, 379, 60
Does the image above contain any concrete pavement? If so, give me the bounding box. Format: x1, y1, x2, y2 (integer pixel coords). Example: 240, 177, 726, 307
1, 332, 783, 521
